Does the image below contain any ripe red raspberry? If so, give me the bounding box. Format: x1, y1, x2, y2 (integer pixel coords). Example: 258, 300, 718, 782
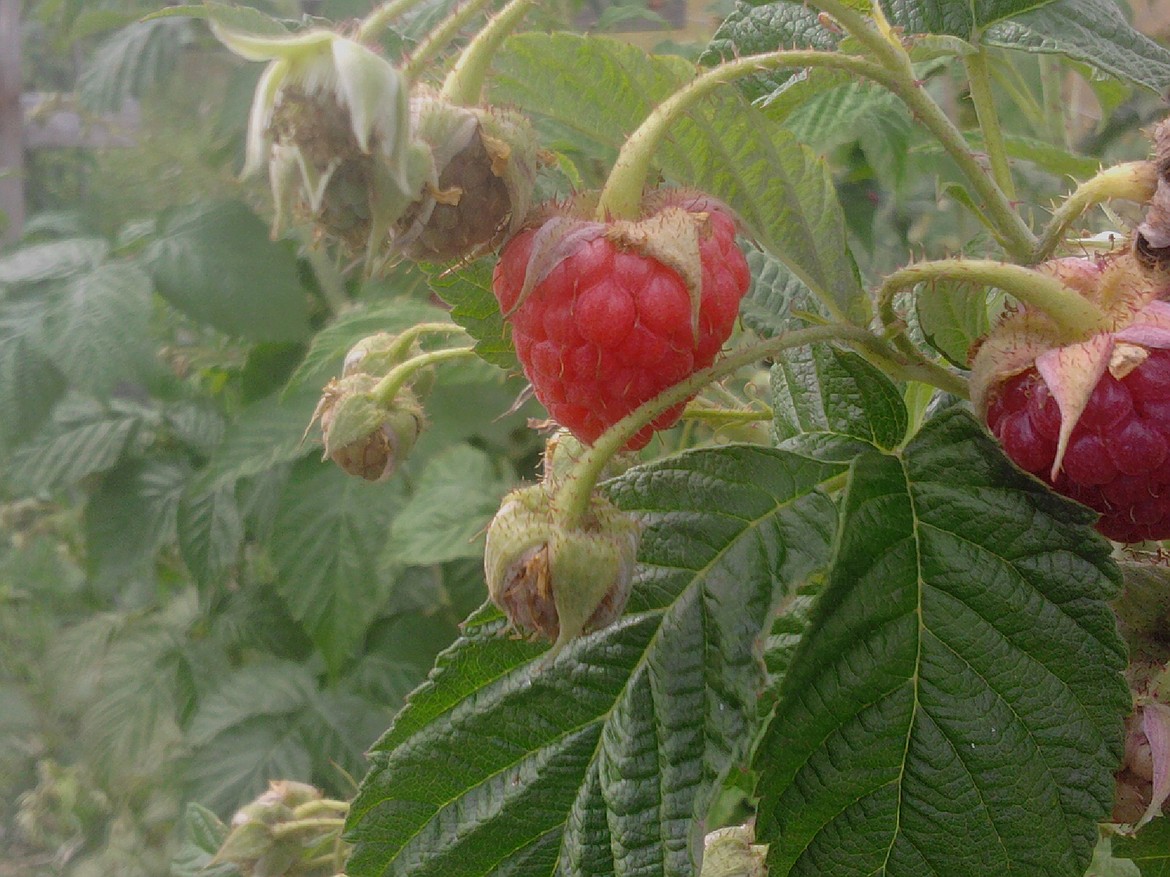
973, 254, 1170, 542
492, 194, 751, 449
985, 355, 1170, 541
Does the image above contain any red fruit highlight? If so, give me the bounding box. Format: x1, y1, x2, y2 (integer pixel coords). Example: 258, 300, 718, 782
493, 196, 751, 449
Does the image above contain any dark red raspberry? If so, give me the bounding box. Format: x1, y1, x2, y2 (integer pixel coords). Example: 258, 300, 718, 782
986, 351, 1170, 542
493, 196, 751, 449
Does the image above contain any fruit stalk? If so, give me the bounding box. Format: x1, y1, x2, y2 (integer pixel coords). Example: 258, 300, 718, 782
402, 0, 496, 82
372, 345, 477, 405
877, 259, 1112, 356
355, 0, 431, 45
595, 49, 894, 224
963, 48, 1016, 201
441, 0, 538, 106
1034, 161, 1160, 262
810, 0, 1037, 259
554, 323, 915, 528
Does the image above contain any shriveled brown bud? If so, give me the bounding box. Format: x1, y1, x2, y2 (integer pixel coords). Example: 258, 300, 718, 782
312, 374, 423, 481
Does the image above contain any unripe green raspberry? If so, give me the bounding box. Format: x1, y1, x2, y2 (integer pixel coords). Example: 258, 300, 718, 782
484, 483, 639, 649
313, 374, 423, 481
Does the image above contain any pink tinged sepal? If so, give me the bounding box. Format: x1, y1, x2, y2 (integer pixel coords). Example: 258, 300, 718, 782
1138, 701, 1170, 829
508, 217, 607, 316
1035, 333, 1113, 480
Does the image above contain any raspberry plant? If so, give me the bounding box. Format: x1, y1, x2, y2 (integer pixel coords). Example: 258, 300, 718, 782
4, 0, 1170, 875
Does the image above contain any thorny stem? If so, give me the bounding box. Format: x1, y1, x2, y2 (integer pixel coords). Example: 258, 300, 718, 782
877, 259, 1112, 361
372, 346, 476, 404
964, 48, 1016, 201
555, 324, 959, 528
441, 0, 537, 105
355, 0, 430, 45
682, 403, 773, 425
596, 50, 893, 221
402, 0, 495, 83
810, 0, 1037, 259
1033, 161, 1159, 262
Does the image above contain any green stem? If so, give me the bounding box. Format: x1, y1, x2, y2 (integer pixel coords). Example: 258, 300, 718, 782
555, 324, 918, 527
596, 50, 895, 220
441, 0, 537, 105
1033, 161, 1159, 262
384, 321, 471, 361
682, 403, 773, 425
877, 259, 1111, 356
304, 245, 348, 315
402, 0, 495, 83
810, 0, 1036, 259
964, 48, 1016, 201
356, 0, 430, 44
372, 346, 476, 404
1038, 54, 1067, 147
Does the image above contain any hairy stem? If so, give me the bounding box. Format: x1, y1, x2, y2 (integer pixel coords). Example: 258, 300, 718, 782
964, 48, 1016, 201
596, 50, 894, 220
556, 323, 931, 527
1033, 161, 1159, 261
373, 346, 476, 404
402, 0, 495, 83
810, 0, 1036, 259
441, 0, 537, 105
383, 321, 472, 362
356, 0, 431, 44
877, 259, 1111, 360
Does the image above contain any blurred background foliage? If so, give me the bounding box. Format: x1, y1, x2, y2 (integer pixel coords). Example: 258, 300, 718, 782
0, 0, 1166, 874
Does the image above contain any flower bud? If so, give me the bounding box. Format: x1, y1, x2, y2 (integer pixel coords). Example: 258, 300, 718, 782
484, 483, 640, 649
342, 331, 416, 377
313, 374, 423, 481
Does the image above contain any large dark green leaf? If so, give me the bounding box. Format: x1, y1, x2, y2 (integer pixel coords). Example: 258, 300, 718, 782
143, 200, 310, 342
346, 445, 841, 877
490, 34, 866, 324
756, 409, 1128, 877
1113, 819, 1170, 876
269, 463, 406, 675
883, 0, 1060, 39
984, 0, 1170, 93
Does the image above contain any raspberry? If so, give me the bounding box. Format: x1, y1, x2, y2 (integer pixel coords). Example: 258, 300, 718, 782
986, 354, 1170, 540
492, 194, 751, 449
973, 253, 1170, 542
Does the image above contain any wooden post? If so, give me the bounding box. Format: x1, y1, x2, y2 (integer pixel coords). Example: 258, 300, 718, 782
0, 0, 24, 246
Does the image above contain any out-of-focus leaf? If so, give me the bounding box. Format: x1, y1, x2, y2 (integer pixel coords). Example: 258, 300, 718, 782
0, 238, 109, 284
78, 18, 193, 111
385, 445, 509, 566
172, 803, 239, 877
143, 200, 310, 342
178, 483, 243, 589
270, 463, 405, 675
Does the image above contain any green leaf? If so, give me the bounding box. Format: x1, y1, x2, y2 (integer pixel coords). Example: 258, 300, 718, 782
883, 0, 1061, 39
285, 299, 453, 394
0, 237, 109, 284
739, 248, 828, 338
1113, 819, 1170, 876
187, 659, 318, 813
42, 262, 154, 393
700, 1, 839, 102
756, 408, 1129, 877
8, 398, 143, 492
178, 483, 243, 589
426, 261, 516, 371
85, 458, 190, 591
770, 344, 909, 459
143, 200, 310, 342
491, 33, 867, 325
78, 18, 192, 112
915, 279, 997, 368
270, 463, 405, 675
385, 445, 510, 567
172, 803, 239, 877
194, 386, 319, 492
984, 0, 1170, 93
0, 330, 66, 450
346, 445, 841, 877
